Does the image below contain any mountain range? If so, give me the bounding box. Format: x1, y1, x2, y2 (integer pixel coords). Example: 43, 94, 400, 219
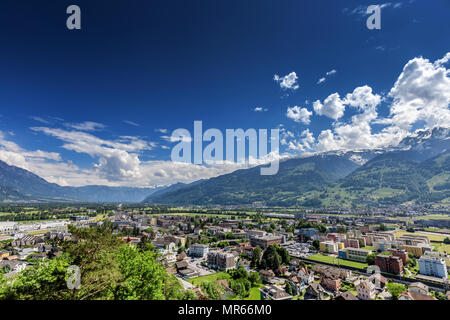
0, 161, 162, 203
0, 127, 449, 206
145, 127, 450, 207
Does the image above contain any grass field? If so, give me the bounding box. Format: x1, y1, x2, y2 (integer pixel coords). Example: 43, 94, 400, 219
186, 271, 230, 286
244, 285, 264, 300
394, 231, 447, 242
307, 254, 368, 270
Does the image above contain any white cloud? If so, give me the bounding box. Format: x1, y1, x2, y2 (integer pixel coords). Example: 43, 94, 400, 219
274, 72, 299, 90
286, 106, 313, 124
313, 93, 346, 120
65, 121, 106, 131
254, 107, 268, 112
326, 69, 337, 76
123, 120, 140, 127
155, 128, 168, 134
287, 129, 316, 152
30, 116, 50, 124
388, 53, 450, 130
317, 69, 337, 85
30, 127, 155, 181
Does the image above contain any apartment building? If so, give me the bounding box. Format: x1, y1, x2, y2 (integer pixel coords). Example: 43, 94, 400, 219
250, 235, 283, 249
207, 251, 236, 271
189, 243, 209, 258
418, 255, 448, 279
375, 254, 403, 275
319, 241, 338, 254
346, 248, 372, 262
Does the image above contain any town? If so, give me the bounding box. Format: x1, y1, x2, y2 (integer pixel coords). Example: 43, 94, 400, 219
1, 205, 449, 300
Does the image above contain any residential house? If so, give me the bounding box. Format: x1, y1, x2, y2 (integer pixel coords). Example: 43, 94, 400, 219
260, 285, 292, 300
355, 278, 376, 300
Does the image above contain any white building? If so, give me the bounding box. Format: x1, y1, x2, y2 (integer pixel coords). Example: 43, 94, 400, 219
418, 255, 448, 279
189, 243, 209, 257
356, 278, 376, 300
0, 222, 17, 233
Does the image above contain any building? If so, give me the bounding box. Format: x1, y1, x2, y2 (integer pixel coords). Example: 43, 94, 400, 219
346, 248, 371, 262
207, 251, 236, 271
402, 244, 433, 257
319, 241, 338, 254
356, 279, 376, 300
418, 255, 448, 279
189, 244, 209, 258
321, 277, 341, 292
250, 235, 283, 249
408, 282, 429, 295
344, 238, 360, 249
375, 254, 403, 275
391, 249, 409, 265
259, 269, 275, 283
259, 285, 292, 300
399, 291, 437, 300
0, 222, 17, 233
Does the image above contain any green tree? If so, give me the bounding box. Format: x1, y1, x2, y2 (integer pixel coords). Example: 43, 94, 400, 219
366, 253, 377, 265
248, 272, 261, 286
251, 246, 262, 268
386, 282, 406, 300
312, 240, 320, 251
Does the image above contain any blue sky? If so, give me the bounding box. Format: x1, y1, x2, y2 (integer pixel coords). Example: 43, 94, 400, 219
0, 0, 449, 187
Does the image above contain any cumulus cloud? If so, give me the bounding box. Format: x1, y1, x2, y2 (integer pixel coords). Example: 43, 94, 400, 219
388, 53, 450, 130
274, 72, 299, 90
286, 106, 312, 124
313, 93, 346, 120
30, 127, 155, 181
287, 129, 316, 152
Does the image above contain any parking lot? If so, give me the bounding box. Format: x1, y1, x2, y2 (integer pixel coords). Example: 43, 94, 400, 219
187, 256, 215, 277
281, 241, 314, 258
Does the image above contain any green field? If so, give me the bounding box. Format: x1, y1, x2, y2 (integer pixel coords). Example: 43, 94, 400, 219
244, 285, 264, 300
186, 271, 230, 286
307, 254, 368, 270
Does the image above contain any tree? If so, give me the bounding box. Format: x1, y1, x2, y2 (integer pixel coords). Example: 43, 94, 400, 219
312, 240, 320, 251
201, 282, 221, 300
0, 224, 187, 300
248, 272, 261, 286
443, 237, 450, 244
386, 282, 406, 300
261, 245, 281, 271
277, 247, 290, 264
366, 253, 377, 265
378, 224, 387, 231
251, 246, 262, 268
